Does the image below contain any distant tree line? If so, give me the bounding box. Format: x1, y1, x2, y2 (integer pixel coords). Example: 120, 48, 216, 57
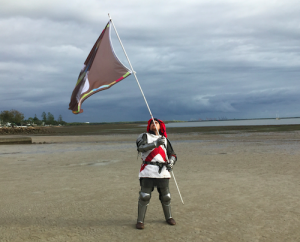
0, 109, 24, 126
0, 109, 66, 126
39, 112, 66, 125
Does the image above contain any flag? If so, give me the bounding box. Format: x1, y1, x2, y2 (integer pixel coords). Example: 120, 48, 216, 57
69, 21, 132, 114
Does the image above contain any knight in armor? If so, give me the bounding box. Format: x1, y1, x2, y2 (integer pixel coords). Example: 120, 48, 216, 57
136, 118, 177, 229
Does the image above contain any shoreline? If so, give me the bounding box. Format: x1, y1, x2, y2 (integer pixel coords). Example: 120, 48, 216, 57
1, 123, 300, 137
1, 124, 300, 145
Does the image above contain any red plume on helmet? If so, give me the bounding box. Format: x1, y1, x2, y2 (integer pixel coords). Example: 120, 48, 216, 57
146, 118, 167, 138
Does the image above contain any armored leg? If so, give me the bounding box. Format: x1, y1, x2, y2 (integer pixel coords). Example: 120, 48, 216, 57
158, 187, 172, 220
137, 187, 152, 223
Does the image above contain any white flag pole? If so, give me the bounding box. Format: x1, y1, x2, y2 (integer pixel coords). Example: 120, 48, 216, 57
108, 13, 156, 125
108, 13, 184, 204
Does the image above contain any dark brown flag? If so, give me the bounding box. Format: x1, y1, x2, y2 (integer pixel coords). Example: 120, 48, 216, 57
69, 21, 131, 114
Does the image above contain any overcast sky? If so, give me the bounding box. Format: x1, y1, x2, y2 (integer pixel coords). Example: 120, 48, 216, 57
1, 0, 299, 122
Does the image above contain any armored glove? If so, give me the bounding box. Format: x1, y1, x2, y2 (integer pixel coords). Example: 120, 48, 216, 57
154, 137, 166, 147
137, 136, 166, 152
166, 156, 176, 172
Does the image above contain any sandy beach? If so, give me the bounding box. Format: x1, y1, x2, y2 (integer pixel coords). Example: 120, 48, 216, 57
1, 131, 300, 241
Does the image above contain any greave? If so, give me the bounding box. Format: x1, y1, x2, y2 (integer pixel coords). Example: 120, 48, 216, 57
159, 188, 172, 220
161, 201, 172, 220
137, 191, 151, 223
137, 200, 149, 223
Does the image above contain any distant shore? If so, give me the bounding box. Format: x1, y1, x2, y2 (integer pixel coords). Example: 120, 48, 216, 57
1, 123, 300, 136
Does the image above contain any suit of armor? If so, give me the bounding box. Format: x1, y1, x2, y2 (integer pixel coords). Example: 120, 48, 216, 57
136, 119, 177, 229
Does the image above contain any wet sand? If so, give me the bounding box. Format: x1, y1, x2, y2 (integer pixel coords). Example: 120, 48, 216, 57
0, 136, 32, 145
1, 131, 300, 241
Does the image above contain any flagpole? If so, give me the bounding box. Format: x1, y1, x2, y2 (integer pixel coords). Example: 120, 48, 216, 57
108, 13, 156, 125
108, 13, 184, 204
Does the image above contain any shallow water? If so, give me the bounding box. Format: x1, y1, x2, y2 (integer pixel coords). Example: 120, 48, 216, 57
166, 118, 300, 128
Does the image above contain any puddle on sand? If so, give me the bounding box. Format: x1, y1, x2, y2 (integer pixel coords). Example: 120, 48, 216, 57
0, 152, 21, 155
67, 160, 120, 167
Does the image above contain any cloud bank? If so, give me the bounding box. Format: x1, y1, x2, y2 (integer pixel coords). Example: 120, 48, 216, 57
0, 0, 299, 122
